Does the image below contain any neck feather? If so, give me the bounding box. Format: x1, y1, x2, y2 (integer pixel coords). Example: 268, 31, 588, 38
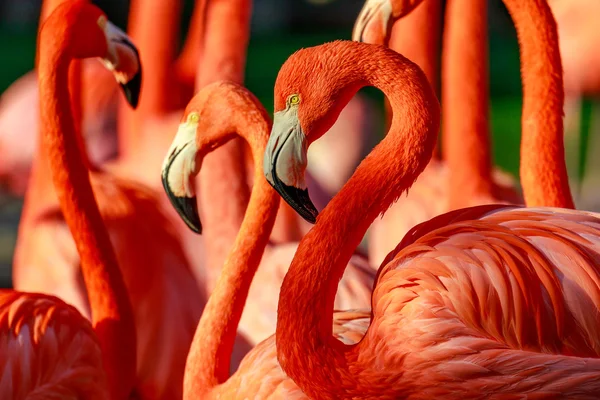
38, 37, 136, 400
276, 44, 440, 398
184, 106, 278, 397
442, 0, 493, 208
503, 0, 574, 208
386, 0, 442, 156
197, 0, 253, 288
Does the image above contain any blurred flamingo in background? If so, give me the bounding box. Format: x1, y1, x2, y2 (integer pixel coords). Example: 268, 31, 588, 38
2, 3, 140, 397
266, 40, 600, 399
548, 0, 600, 209
12, 1, 204, 398
355, 0, 570, 266
161, 80, 373, 398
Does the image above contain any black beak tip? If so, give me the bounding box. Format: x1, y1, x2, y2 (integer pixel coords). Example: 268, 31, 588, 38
269, 173, 319, 224
292, 186, 319, 224
161, 173, 202, 234
120, 67, 142, 109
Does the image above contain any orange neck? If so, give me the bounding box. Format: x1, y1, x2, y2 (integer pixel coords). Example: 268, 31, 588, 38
386, 0, 441, 156
183, 90, 278, 397
175, 0, 207, 87
24, 0, 85, 221
276, 43, 440, 398
503, 0, 574, 208
196, 0, 253, 287
118, 0, 182, 158
442, 0, 493, 209
38, 28, 136, 400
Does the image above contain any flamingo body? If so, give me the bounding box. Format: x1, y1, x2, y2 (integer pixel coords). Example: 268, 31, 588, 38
370, 162, 520, 266
207, 310, 370, 399
14, 173, 204, 399
0, 291, 108, 399
356, 205, 600, 397
240, 244, 374, 343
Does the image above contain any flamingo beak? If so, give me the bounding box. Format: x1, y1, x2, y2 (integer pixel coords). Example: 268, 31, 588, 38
263, 110, 318, 224
352, 0, 393, 44
98, 17, 142, 108
161, 121, 202, 233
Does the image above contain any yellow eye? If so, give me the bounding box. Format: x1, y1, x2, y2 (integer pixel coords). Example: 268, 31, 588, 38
289, 94, 300, 105
188, 112, 200, 123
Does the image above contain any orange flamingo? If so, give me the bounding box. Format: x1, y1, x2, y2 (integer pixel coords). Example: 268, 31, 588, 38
13, 2, 204, 398
355, 0, 571, 266
265, 40, 600, 399
160, 80, 372, 398
0, 0, 198, 197
162, 81, 374, 360
1, 3, 139, 397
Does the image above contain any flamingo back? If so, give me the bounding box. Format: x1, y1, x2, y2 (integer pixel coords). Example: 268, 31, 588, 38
364, 205, 600, 397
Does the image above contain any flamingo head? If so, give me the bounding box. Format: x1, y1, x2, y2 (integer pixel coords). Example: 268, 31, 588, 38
352, 0, 423, 44
41, 2, 142, 109
161, 108, 203, 234
160, 82, 257, 234
264, 41, 366, 223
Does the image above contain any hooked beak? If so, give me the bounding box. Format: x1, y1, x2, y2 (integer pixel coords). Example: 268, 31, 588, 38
98, 17, 142, 108
263, 110, 318, 224
161, 120, 202, 233
352, 0, 393, 44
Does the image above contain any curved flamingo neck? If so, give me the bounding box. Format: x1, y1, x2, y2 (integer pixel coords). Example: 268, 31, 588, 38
276, 43, 440, 398
118, 0, 182, 158
503, 0, 574, 208
442, 0, 493, 209
38, 24, 135, 399
197, 0, 253, 289
386, 0, 441, 156
183, 91, 278, 397
175, 0, 207, 86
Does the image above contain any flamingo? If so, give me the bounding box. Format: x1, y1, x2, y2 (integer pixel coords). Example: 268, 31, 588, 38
265, 40, 600, 399
354, 0, 570, 266
162, 80, 374, 357
13, 1, 204, 398
2, 3, 139, 397
160, 80, 372, 398
0, 0, 199, 197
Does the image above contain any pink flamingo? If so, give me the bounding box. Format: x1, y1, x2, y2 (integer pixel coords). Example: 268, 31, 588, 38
13, 1, 204, 398
265, 40, 600, 399
2, 3, 139, 397
160, 80, 373, 398
355, 0, 569, 266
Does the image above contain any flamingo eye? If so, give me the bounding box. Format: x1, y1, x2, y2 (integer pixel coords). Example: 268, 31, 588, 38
187, 112, 200, 123
288, 94, 300, 106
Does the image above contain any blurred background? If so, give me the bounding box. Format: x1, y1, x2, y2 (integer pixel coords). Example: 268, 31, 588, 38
0, 0, 596, 288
